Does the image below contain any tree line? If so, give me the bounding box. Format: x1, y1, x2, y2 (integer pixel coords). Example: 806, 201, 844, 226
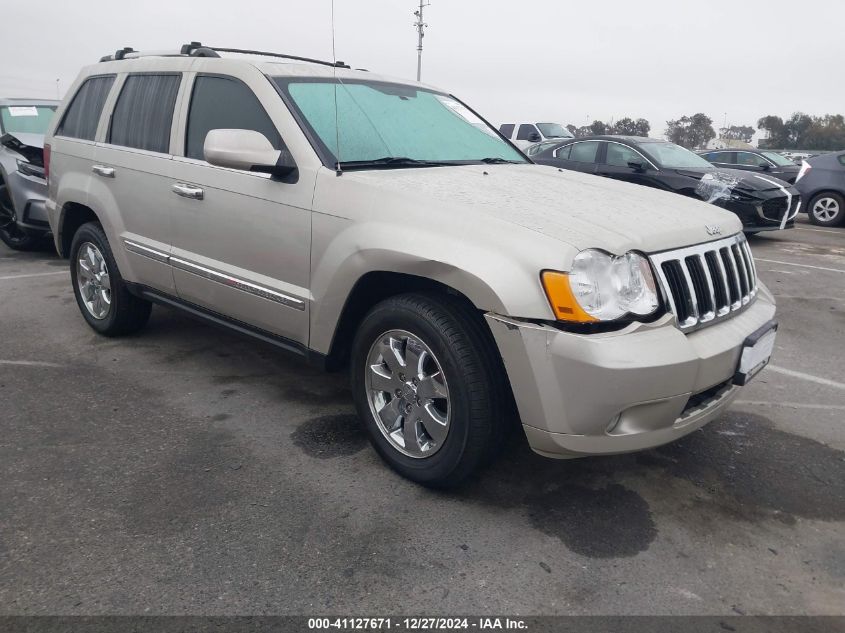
565, 113, 845, 151
566, 117, 651, 138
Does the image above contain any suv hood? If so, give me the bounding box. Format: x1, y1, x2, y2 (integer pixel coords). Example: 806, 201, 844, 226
0, 132, 45, 166
346, 164, 742, 253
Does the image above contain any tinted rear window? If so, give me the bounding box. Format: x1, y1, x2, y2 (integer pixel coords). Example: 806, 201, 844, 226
570, 141, 600, 163
109, 74, 181, 153
185, 75, 281, 160
57, 76, 115, 141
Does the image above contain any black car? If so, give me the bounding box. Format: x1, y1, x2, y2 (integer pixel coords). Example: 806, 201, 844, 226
698, 149, 800, 184
794, 151, 845, 227
531, 136, 801, 233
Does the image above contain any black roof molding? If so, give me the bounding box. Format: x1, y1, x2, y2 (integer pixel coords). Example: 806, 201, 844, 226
99, 42, 348, 68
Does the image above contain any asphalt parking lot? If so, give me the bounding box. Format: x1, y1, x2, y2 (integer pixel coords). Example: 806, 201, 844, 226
0, 218, 843, 616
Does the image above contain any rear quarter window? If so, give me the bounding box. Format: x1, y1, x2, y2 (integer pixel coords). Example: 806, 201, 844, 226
109, 74, 181, 153
838, 154, 845, 167
57, 75, 116, 141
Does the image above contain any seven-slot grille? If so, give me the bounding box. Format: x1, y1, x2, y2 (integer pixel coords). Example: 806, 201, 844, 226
650, 234, 758, 331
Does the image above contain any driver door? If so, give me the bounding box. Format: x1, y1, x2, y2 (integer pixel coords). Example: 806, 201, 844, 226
168, 73, 313, 345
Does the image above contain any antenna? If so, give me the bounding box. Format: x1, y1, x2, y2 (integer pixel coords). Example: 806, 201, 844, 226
331, 0, 342, 175
413, 1, 431, 81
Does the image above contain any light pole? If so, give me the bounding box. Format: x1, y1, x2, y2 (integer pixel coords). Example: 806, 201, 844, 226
413, 1, 431, 81
56, 79, 60, 100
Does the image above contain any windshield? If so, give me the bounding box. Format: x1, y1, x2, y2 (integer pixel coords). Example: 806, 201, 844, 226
275, 78, 526, 167
642, 142, 714, 170
0, 105, 56, 135
761, 151, 796, 166
536, 123, 573, 139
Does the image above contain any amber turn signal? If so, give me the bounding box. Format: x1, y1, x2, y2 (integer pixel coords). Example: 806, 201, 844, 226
541, 271, 598, 323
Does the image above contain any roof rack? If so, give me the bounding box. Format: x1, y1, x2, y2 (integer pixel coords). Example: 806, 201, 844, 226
99, 41, 350, 69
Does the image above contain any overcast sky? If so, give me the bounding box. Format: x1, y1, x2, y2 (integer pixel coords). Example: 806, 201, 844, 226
2, 0, 842, 137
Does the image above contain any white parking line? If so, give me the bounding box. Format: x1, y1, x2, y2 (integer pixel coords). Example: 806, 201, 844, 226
0, 271, 68, 281
0, 360, 63, 368
768, 365, 845, 391
755, 258, 845, 274
795, 226, 843, 236
736, 400, 845, 412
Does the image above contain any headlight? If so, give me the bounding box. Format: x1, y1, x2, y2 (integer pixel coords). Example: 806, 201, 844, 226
542, 249, 660, 323
16, 159, 45, 179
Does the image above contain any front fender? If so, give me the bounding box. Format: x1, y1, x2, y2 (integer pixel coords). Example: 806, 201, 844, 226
308, 212, 561, 354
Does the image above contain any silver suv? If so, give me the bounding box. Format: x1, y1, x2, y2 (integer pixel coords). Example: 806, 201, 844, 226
45, 43, 778, 487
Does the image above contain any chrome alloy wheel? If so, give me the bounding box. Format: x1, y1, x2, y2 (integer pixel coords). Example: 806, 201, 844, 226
812, 197, 841, 222
365, 330, 451, 458
76, 242, 112, 320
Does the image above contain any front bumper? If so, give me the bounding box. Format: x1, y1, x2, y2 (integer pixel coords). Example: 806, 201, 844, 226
486, 286, 776, 458
723, 190, 801, 232
8, 169, 50, 231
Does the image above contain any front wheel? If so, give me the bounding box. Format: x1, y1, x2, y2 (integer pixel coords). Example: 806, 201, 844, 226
350, 293, 510, 488
808, 193, 844, 227
69, 222, 152, 336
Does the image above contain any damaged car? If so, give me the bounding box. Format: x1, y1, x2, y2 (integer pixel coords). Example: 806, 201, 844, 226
0, 98, 59, 250
531, 136, 801, 234
45, 44, 778, 487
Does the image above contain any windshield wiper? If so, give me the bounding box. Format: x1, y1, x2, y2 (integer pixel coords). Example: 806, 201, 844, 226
478, 157, 523, 164
337, 157, 453, 170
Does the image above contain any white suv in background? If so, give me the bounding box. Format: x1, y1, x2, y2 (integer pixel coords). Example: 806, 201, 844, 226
499, 122, 573, 149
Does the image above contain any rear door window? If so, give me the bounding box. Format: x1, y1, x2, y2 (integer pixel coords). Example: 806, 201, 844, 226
109, 74, 181, 153
185, 75, 282, 160
57, 75, 115, 141
569, 141, 600, 163
555, 144, 572, 160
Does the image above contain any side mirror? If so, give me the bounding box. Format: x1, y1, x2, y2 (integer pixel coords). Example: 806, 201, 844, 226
527, 132, 542, 143
204, 129, 297, 180
627, 160, 647, 172
759, 163, 771, 171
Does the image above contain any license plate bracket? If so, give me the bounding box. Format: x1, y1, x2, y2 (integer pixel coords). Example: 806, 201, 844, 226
733, 319, 778, 386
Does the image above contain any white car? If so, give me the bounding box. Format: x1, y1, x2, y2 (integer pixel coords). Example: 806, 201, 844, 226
499, 122, 573, 149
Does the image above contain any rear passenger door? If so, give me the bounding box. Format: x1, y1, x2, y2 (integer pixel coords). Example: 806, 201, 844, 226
168, 73, 312, 345
555, 140, 601, 175
90, 73, 184, 293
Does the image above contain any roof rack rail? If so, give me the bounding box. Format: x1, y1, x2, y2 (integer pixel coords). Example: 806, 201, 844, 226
206, 46, 349, 69
99, 42, 350, 69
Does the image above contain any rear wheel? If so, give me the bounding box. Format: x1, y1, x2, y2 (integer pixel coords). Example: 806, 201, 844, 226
69, 222, 152, 336
0, 178, 44, 250
350, 292, 510, 488
808, 193, 844, 227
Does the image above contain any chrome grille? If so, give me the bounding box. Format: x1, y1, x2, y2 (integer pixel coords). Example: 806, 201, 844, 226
651, 234, 757, 331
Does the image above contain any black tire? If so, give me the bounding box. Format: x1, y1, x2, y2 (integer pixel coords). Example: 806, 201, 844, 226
350, 292, 511, 488
808, 192, 845, 227
69, 222, 152, 336
0, 178, 44, 251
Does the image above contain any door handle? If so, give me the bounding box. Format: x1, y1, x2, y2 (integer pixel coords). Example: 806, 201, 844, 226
172, 183, 204, 200
92, 165, 115, 178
